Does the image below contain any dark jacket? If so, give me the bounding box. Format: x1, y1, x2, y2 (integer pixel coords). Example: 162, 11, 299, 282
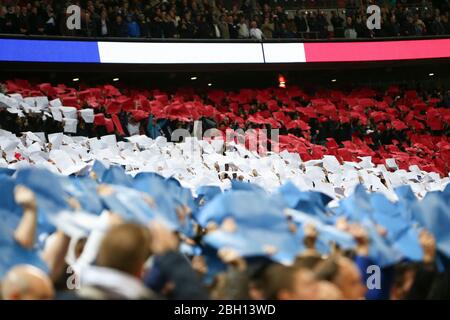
144, 251, 209, 300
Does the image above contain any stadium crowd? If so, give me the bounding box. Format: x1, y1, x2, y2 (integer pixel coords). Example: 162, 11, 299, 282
0, 77, 450, 300
0, 0, 449, 39
0, 127, 449, 300
1, 80, 449, 175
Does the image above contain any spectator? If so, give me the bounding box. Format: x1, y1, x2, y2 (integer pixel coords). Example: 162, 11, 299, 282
69, 223, 159, 300
295, 10, 308, 35
385, 15, 401, 37
218, 15, 230, 39
442, 14, 450, 34
3, 6, 18, 34
212, 18, 222, 39
18, 6, 29, 35
316, 11, 329, 38
355, 15, 370, 38
307, 11, 319, 37
227, 15, 238, 39
249, 20, 264, 40
414, 14, 427, 36
315, 256, 367, 300
274, 22, 296, 38
344, 16, 357, 39
111, 15, 128, 37
431, 14, 446, 35
237, 16, 250, 39
44, 6, 58, 35
0, 6, 6, 33
179, 16, 195, 39
195, 15, 212, 39
261, 17, 274, 39
260, 264, 320, 300
162, 12, 176, 38
99, 10, 111, 37
127, 15, 140, 38
83, 12, 98, 37
402, 15, 417, 36
151, 9, 164, 38
274, 5, 287, 24
2, 265, 54, 300
330, 10, 344, 37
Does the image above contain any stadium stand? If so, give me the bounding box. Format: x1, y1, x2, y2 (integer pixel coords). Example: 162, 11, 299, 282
0, 0, 449, 39
1, 80, 449, 175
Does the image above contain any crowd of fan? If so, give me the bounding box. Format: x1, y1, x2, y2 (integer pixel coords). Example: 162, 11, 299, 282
0, 0, 449, 40
1, 79, 450, 176
0, 154, 448, 300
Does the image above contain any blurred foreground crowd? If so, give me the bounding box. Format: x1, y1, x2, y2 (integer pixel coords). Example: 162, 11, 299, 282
0, 166, 449, 300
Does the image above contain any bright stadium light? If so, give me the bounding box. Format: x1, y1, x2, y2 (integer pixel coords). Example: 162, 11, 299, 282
72, 78, 79, 82
208, 83, 212, 87
331, 79, 337, 82
190, 76, 197, 80
429, 73, 435, 77
113, 78, 119, 82
278, 74, 286, 88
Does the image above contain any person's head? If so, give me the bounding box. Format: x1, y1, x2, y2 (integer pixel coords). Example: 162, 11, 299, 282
1, 265, 54, 300
250, 20, 257, 28
88, 3, 95, 14
96, 223, 151, 278
261, 264, 319, 300
294, 255, 323, 270
116, 15, 123, 24
316, 281, 344, 300
315, 256, 366, 300
390, 263, 417, 300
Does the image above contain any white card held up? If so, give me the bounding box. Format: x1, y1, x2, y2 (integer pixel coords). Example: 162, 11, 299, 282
49, 107, 63, 122
80, 109, 95, 123
64, 118, 78, 133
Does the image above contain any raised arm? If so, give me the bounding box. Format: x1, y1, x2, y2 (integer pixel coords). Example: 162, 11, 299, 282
14, 185, 38, 249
